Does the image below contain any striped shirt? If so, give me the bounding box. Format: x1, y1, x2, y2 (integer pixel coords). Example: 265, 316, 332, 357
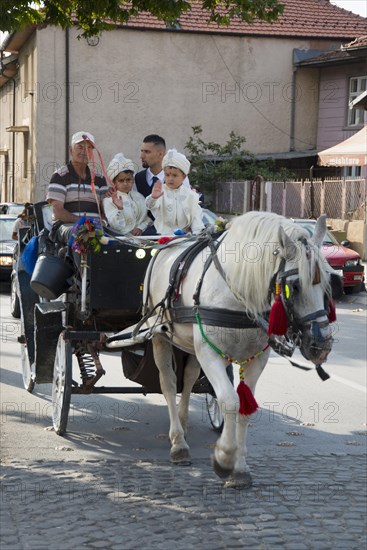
47, 162, 108, 218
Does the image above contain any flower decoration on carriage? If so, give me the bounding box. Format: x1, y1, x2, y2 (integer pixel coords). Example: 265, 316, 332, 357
68, 216, 110, 255
214, 216, 230, 232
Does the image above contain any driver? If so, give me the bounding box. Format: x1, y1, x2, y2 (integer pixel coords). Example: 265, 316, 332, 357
47, 131, 108, 242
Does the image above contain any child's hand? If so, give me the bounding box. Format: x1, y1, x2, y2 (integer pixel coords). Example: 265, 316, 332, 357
112, 191, 123, 210
151, 179, 164, 199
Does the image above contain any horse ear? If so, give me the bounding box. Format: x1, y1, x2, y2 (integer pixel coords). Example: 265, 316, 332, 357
278, 225, 298, 261
311, 214, 327, 248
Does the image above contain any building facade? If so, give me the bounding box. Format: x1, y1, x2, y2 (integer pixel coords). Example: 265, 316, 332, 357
0, 0, 366, 202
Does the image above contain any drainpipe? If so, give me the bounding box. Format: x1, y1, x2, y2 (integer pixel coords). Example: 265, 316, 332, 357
10, 77, 16, 201
309, 165, 315, 219
4, 76, 17, 202
65, 27, 70, 163
0, 48, 17, 201
289, 65, 297, 152
0, 50, 16, 202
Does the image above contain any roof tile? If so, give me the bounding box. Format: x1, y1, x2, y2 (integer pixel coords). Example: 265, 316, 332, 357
121, 0, 367, 39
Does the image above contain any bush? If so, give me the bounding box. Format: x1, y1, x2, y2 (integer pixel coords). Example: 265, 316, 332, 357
185, 125, 294, 194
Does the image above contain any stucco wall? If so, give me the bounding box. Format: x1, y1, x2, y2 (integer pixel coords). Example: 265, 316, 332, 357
0, 32, 36, 203
328, 218, 367, 260
65, 30, 324, 160
317, 62, 367, 151
35, 27, 67, 201
31, 27, 344, 199
1, 25, 346, 201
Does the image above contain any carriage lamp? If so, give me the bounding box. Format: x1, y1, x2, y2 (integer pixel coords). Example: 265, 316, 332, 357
150, 249, 158, 257
0, 255, 12, 266
135, 249, 146, 259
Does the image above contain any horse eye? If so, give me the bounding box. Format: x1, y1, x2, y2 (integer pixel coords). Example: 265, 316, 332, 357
293, 282, 300, 294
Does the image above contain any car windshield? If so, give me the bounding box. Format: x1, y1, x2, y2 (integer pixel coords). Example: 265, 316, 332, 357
0, 204, 24, 215
202, 208, 217, 226
295, 221, 338, 246
0, 218, 16, 241
7, 205, 24, 215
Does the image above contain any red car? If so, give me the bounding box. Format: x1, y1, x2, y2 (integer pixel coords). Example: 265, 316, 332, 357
293, 219, 365, 294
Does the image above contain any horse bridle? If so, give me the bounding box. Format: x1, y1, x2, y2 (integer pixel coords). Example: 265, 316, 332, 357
270, 256, 331, 342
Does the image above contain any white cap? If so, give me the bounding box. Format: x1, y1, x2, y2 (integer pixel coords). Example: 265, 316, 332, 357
107, 153, 136, 181
162, 149, 191, 176
71, 131, 95, 146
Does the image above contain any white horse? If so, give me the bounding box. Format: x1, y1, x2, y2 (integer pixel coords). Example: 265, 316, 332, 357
143, 211, 334, 488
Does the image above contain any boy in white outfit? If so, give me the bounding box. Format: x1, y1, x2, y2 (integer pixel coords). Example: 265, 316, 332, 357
146, 149, 204, 235
104, 153, 151, 235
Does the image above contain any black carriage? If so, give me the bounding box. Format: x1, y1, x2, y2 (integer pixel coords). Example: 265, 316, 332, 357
16, 202, 221, 436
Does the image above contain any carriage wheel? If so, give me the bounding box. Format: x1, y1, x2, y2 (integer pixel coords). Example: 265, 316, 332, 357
20, 318, 35, 393
205, 366, 233, 433
206, 392, 224, 433
52, 332, 72, 436
10, 274, 20, 318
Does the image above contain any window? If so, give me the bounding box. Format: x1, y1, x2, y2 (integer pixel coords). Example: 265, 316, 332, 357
348, 76, 366, 126
343, 166, 361, 178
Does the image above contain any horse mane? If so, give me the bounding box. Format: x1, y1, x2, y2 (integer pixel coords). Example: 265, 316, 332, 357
222, 211, 330, 317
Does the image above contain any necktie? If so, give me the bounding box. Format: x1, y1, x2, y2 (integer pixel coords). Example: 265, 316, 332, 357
152, 176, 158, 186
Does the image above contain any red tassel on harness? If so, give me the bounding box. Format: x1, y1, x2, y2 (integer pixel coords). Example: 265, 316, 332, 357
237, 381, 259, 416
328, 299, 336, 323
268, 282, 288, 336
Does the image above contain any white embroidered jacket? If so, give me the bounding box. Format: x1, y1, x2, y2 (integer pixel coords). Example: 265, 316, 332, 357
103, 190, 150, 234
146, 186, 204, 235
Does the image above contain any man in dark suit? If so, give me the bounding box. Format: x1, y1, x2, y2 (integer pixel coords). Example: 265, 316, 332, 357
135, 135, 191, 234
135, 134, 166, 199
134, 135, 166, 234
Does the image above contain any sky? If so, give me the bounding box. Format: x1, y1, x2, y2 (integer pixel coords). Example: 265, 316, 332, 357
330, 1, 367, 17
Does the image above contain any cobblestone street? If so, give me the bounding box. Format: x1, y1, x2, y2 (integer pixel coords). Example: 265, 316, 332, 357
1, 454, 366, 549
1, 287, 366, 549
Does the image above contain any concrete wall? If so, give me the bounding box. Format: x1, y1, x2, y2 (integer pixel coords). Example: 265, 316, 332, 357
32, 28, 343, 199
317, 63, 367, 151
1, 25, 346, 202
328, 218, 367, 260
35, 27, 67, 201
0, 32, 36, 203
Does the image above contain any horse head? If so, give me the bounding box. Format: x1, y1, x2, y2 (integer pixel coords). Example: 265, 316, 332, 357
276, 215, 334, 365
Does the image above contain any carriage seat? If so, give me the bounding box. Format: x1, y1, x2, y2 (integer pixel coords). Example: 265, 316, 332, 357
33, 201, 53, 233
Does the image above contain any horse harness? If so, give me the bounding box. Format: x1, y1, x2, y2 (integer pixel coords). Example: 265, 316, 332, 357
141, 230, 329, 332
133, 230, 332, 379
147, 231, 260, 330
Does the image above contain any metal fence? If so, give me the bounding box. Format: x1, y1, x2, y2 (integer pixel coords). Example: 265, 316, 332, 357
214, 178, 366, 221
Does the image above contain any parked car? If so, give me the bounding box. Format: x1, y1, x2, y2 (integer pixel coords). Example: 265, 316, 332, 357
202, 208, 218, 226
293, 219, 365, 294
0, 215, 17, 280
0, 202, 26, 216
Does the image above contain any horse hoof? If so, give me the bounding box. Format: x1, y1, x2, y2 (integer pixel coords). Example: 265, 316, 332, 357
224, 471, 253, 489
211, 455, 233, 479
170, 448, 191, 465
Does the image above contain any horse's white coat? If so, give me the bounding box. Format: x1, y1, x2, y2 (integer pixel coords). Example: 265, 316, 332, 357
145, 212, 333, 486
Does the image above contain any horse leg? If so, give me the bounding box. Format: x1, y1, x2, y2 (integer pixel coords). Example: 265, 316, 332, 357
224, 413, 252, 489
211, 385, 238, 479
225, 353, 270, 489
177, 355, 201, 435
152, 335, 190, 464
196, 345, 238, 478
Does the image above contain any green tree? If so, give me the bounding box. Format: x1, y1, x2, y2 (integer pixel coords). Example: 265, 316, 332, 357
185, 125, 294, 193
1, 1, 284, 38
